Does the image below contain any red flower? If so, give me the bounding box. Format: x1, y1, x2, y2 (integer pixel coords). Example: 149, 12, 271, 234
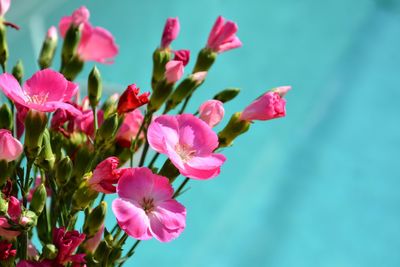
0, 240, 16, 261
53, 227, 86, 265
117, 84, 150, 114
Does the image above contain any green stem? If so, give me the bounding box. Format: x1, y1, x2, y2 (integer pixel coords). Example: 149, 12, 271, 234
179, 94, 192, 114
118, 240, 141, 267
173, 177, 190, 199
148, 152, 160, 169
137, 112, 153, 167
93, 107, 98, 132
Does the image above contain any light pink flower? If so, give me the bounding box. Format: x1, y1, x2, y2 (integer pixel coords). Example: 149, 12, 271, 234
207, 16, 242, 53
198, 100, 224, 127
82, 224, 104, 253
165, 60, 184, 83
0, 69, 80, 115
0, 0, 10, 17
112, 167, 186, 242
161, 17, 180, 48
116, 109, 144, 148
47, 26, 58, 41
59, 6, 118, 64
88, 157, 121, 194
240, 87, 291, 121
0, 129, 23, 162
148, 114, 226, 180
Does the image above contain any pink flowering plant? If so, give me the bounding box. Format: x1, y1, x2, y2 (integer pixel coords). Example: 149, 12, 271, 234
0, 3, 291, 266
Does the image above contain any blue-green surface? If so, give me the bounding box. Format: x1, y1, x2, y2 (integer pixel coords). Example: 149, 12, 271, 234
6, 0, 400, 266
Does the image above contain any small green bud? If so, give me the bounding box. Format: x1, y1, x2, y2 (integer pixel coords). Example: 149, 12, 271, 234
192, 48, 217, 73
12, 60, 24, 85
0, 192, 7, 215
84, 201, 107, 236
101, 93, 119, 118
98, 113, 118, 141
55, 156, 73, 186
88, 66, 102, 108
29, 183, 47, 215
42, 244, 58, 260
60, 56, 84, 81
20, 210, 37, 228
0, 104, 13, 130
218, 112, 251, 148
148, 79, 174, 112
213, 88, 240, 103
24, 110, 48, 159
36, 129, 55, 171
93, 240, 112, 263
72, 179, 98, 211
38, 27, 58, 69
61, 25, 81, 65
0, 23, 9, 72
152, 48, 172, 90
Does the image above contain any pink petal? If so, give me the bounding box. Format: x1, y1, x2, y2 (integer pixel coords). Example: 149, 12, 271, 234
217, 36, 242, 53
147, 115, 180, 154
207, 16, 225, 48
24, 69, 68, 101
0, 0, 10, 16
148, 212, 184, 242
165, 60, 184, 83
0, 73, 28, 104
154, 199, 186, 230
182, 154, 226, 180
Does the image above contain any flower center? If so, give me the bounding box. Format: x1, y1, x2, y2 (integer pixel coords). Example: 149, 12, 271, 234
25, 92, 49, 105
175, 143, 196, 163
141, 198, 155, 214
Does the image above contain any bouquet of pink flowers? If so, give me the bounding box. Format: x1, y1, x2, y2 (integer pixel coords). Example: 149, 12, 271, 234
0, 2, 291, 266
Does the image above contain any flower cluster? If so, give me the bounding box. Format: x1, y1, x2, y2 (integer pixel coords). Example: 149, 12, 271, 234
0, 3, 291, 266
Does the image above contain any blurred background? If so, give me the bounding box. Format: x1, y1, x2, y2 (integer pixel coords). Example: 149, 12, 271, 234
6, 0, 400, 266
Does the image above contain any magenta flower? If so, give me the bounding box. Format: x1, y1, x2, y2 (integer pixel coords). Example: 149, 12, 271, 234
198, 100, 225, 127
0, 69, 80, 115
173, 49, 190, 66
53, 227, 86, 265
148, 114, 226, 180
0, 196, 22, 240
0, 129, 23, 162
207, 16, 242, 53
165, 60, 184, 83
161, 17, 180, 48
59, 6, 119, 64
0, 240, 16, 261
116, 109, 144, 148
88, 157, 121, 194
112, 167, 186, 242
240, 86, 291, 121
0, 0, 10, 17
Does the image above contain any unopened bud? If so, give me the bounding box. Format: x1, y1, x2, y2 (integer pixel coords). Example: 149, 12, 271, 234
24, 110, 48, 159
36, 129, 55, 171
213, 88, 240, 103
0, 193, 7, 215
29, 183, 47, 215
101, 93, 119, 118
88, 66, 102, 108
148, 79, 174, 112
60, 56, 84, 81
72, 178, 98, 211
192, 48, 217, 73
55, 156, 73, 186
42, 244, 58, 260
12, 60, 24, 85
0, 103, 12, 130
98, 113, 118, 141
93, 240, 112, 263
38, 26, 58, 69
84, 201, 107, 236
20, 210, 37, 228
152, 48, 172, 90
218, 112, 251, 148
61, 25, 81, 65
0, 23, 8, 72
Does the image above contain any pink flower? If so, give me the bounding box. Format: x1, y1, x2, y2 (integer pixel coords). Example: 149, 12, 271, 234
53, 227, 86, 265
59, 6, 118, 64
117, 84, 150, 114
0, 240, 16, 261
0, 196, 22, 239
116, 109, 144, 148
148, 114, 226, 180
207, 16, 242, 53
165, 60, 184, 83
82, 224, 104, 253
47, 26, 58, 41
88, 157, 121, 194
174, 49, 190, 66
0, 69, 80, 115
112, 167, 186, 242
0, 0, 10, 17
17, 261, 52, 267
240, 86, 291, 121
0, 129, 23, 162
198, 100, 224, 127
161, 17, 180, 48
74, 109, 104, 137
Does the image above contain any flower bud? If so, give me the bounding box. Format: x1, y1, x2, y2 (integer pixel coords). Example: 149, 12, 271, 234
55, 156, 73, 187
60, 55, 84, 81
218, 112, 251, 147
213, 88, 240, 103
151, 48, 172, 90
101, 93, 119, 118
160, 17, 180, 49
83, 201, 107, 236
42, 244, 58, 260
165, 60, 184, 84
0, 103, 12, 130
148, 79, 174, 112
36, 129, 55, 171
11, 59, 24, 85
29, 183, 47, 215
93, 240, 112, 263
198, 100, 224, 127
192, 48, 217, 73
97, 113, 118, 141
88, 66, 102, 108
24, 110, 47, 159
71, 180, 98, 211
0, 192, 7, 215
20, 210, 37, 228
38, 26, 58, 70
61, 25, 81, 66
0, 23, 9, 72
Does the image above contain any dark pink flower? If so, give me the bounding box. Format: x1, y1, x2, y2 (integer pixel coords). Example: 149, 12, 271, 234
198, 100, 224, 127
88, 157, 121, 194
116, 109, 144, 148
0, 196, 22, 239
161, 17, 180, 48
0, 69, 80, 115
112, 167, 186, 242
59, 6, 118, 64
0, 240, 16, 261
207, 16, 242, 53
148, 114, 226, 180
53, 227, 86, 265
240, 86, 291, 121
0, 129, 23, 162
174, 49, 190, 66
117, 84, 150, 114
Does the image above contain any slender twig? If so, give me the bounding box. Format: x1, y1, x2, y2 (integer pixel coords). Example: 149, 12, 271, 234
148, 152, 160, 169
173, 177, 190, 199
178, 94, 192, 114
92, 107, 98, 132
118, 240, 141, 267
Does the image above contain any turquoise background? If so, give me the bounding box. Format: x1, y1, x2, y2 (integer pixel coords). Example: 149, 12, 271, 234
5, 0, 400, 266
